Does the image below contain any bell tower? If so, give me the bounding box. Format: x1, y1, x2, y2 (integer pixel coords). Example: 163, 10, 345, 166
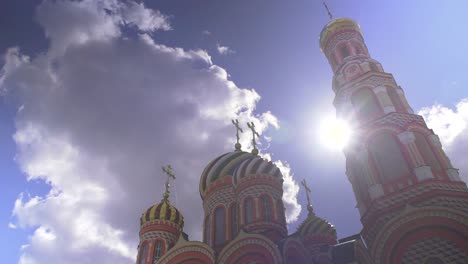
320, 18, 468, 263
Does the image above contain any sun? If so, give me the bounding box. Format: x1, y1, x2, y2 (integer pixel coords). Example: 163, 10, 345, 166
318, 117, 352, 151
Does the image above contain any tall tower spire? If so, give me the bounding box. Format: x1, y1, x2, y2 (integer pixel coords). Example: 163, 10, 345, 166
320, 18, 468, 264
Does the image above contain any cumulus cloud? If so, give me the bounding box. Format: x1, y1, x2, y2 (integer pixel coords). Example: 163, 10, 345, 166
216, 43, 235, 55
1, 0, 300, 263
419, 98, 468, 183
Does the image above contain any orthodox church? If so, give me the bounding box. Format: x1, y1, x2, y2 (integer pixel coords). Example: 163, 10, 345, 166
135, 11, 468, 264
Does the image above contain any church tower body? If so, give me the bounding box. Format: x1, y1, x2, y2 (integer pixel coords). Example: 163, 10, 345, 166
320, 18, 468, 263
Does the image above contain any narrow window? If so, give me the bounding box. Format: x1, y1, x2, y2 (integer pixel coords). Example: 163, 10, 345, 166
262, 196, 271, 221
214, 207, 225, 245
277, 201, 285, 223
369, 133, 410, 183
153, 241, 162, 263
138, 243, 148, 264
415, 133, 441, 170
231, 205, 238, 238
205, 215, 211, 245
351, 88, 382, 121
355, 45, 362, 54
245, 198, 253, 224
386, 87, 404, 111
340, 45, 350, 59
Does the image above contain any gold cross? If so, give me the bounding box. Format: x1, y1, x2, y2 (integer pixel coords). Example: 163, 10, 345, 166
231, 119, 244, 150
162, 165, 176, 201
247, 122, 260, 154
301, 179, 314, 214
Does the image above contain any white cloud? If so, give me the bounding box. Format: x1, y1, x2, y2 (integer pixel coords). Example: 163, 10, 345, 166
1, 0, 300, 263
216, 43, 235, 55
419, 98, 468, 183
275, 160, 302, 223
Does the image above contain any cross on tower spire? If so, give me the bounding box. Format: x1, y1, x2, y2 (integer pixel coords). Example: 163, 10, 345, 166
247, 122, 260, 155
231, 119, 244, 151
162, 165, 176, 201
322, 0, 333, 20
301, 179, 314, 215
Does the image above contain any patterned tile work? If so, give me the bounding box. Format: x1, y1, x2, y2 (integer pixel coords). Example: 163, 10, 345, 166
401, 237, 467, 264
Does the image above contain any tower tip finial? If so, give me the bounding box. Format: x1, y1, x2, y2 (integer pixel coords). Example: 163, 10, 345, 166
231, 119, 243, 151
301, 179, 315, 215
247, 122, 260, 155
322, 0, 333, 20
162, 164, 176, 201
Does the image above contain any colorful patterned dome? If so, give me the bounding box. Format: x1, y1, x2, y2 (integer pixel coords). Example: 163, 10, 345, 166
199, 151, 254, 197
140, 199, 184, 227
199, 151, 284, 197
297, 213, 336, 238
233, 155, 282, 185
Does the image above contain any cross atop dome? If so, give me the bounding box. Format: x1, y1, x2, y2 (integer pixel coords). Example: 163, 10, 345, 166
247, 122, 260, 155
321, 0, 333, 20
231, 119, 243, 151
301, 178, 314, 215
162, 164, 176, 201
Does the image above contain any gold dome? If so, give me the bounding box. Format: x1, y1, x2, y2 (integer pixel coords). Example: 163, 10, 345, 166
140, 199, 184, 227
297, 213, 336, 238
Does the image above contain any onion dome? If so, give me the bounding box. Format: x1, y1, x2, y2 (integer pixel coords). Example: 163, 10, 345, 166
233, 155, 282, 185
140, 198, 184, 227
297, 212, 337, 239
199, 151, 254, 198
320, 18, 361, 51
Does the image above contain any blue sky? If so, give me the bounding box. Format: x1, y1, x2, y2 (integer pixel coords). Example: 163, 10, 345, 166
1, 1, 467, 263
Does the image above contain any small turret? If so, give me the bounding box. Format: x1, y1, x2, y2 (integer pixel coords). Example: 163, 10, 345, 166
136, 165, 184, 264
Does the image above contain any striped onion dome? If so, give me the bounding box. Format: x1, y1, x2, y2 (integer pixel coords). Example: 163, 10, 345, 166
199, 151, 254, 198
233, 155, 282, 185
297, 214, 336, 238
140, 199, 184, 227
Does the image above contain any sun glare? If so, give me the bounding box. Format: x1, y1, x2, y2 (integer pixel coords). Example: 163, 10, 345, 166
318, 117, 352, 151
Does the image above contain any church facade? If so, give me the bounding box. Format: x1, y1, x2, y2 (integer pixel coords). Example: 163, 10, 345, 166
135, 16, 468, 264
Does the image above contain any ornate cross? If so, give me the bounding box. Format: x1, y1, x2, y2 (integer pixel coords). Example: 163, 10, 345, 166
247, 122, 260, 154
322, 0, 333, 20
301, 179, 314, 214
231, 119, 243, 150
162, 165, 176, 201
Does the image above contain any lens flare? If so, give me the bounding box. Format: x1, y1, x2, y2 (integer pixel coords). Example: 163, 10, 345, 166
318, 117, 352, 151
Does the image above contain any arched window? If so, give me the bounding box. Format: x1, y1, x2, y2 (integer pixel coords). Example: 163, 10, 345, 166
277, 200, 285, 223
347, 158, 369, 202
262, 196, 272, 221
352, 88, 382, 121
386, 87, 404, 112
369, 132, 410, 183
138, 243, 148, 264
214, 207, 225, 245
340, 45, 350, 60
355, 45, 362, 55
369, 62, 379, 72
415, 133, 441, 170
245, 198, 254, 224
231, 204, 238, 238
153, 241, 162, 263
205, 215, 211, 245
